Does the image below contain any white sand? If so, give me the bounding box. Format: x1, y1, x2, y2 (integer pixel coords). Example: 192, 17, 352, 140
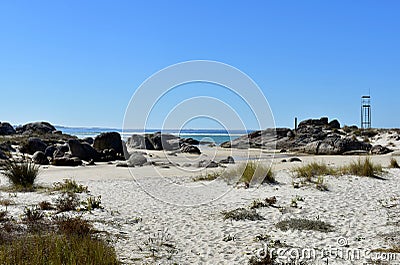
1, 147, 400, 264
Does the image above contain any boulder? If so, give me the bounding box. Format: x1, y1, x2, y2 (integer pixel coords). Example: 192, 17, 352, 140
81, 137, 94, 145
32, 151, 49, 165
370, 145, 392, 155
181, 138, 200, 145
0, 122, 16, 135
298, 117, 329, 128
289, 157, 302, 162
0, 142, 15, 152
0, 150, 8, 160
68, 139, 100, 161
198, 160, 219, 168
20, 138, 48, 155
93, 132, 123, 154
151, 133, 180, 151
52, 157, 82, 167
44, 145, 57, 158
328, 119, 341, 129
16, 122, 57, 134
302, 136, 371, 155
219, 156, 235, 164
180, 143, 201, 155
126, 152, 147, 167
127, 134, 154, 150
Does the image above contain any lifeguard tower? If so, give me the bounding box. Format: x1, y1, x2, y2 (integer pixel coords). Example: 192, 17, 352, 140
361, 95, 371, 129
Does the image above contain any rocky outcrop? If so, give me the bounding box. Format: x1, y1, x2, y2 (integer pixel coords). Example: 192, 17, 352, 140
52, 157, 82, 167
68, 139, 100, 162
127, 132, 200, 153
81, 137, 94, 145
219, 156, 235, 164
32, 151, 49, 165
220, 117, 377, 155
20, 138, 48, 155
370, 145, 392, 155
16, 122, 57, 134
180, 143, 201, 155
0, 122, 16, 135
93, 132, 124, 154
197, 160, 219, 168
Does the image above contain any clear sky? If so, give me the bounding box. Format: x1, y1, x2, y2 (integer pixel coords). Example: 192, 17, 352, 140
0, 0, 399, 129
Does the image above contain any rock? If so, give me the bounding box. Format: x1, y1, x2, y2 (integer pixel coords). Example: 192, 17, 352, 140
289, 157, 302, 162
370, 145, 392, 155
16, 122, 57, 134
86, 159, 96, 166
219, 156, 235, 164
93, 132, 123, 154
281, 159, 287, 163
44, 146, 57, 158
126, 152, 148, 167
182, 163, 192, 167
152, 133, 180, 151
298, 117, 328, 128
53, 144, 69, 158
127, 134, 155, 150
32, 151, 49, 165
52, 157, 82, 167
20, 138, 48, 155
0, 122, 16, 135
180, 143, 201, 154
198, 160, 219, 168
221, 128, 290, 149
302, 136, 372, 155
328, 119, 341, 129
181, 138, 200, 145
68, 139, 100, 161
122, 141, 129, 159
0, 142, 15, 152
342, 150, 369, 155
0, 150, 8, 160
81, 137, 94, 145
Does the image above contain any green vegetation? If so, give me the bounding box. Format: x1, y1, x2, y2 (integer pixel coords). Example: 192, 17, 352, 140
1, 161, 40, 190
221, 207, 264, 221
293, 161, 336, 181
193, 171, 221, 182
276, 218, 334, 232
341, 157, 382, 177
222, 161, 275, 185
0, 233, 119, 265
52, 179, 88, 193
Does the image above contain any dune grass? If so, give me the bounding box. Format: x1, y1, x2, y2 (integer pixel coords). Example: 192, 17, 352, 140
390, 158, 400, 168
1, 160, 40, 190
221, 161, 275, 185
293, 161, 337, 181
341, 157, 382, 177
52, 179, 88, 193
0, 233, 119, 265
276, 218, 334, 232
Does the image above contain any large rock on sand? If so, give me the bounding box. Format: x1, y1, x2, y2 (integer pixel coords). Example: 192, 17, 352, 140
32, 151, 49, 165
180, 143, 201, 154
0, 122, 16, 135
16, 122, 57, 134
93, 132, 124, 154
20, 138, 48, 155
68, 139, 100, 161
52, 157, 82, 167
116, 152, 147, 167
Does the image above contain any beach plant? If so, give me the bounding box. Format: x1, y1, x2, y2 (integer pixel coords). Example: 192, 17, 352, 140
52, 179, 88, 193
22, 206, 44, 223
390, 158, 400, 168
249, 196, 277, 209
341, 157, 382, 177
222, 161, 275, 185
81, 195, 103, 212
276, 218, 334, 232
1, 160, 39, 190
222, 207, 264, 221
38, 200, 54, 210
139, 228, 177, 261
293, 161, 336, 181
54, 191, 80, 212
193, 171, 221, 182
55, 215, 93, 237
0, 233, 119, 264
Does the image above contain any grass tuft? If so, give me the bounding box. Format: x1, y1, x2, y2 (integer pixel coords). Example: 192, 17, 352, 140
341, 157, 382, 177
52, 179, 88, 193
1, 160, 39, 190
222, 208, 264, 221
222, 161, 275, 185
390, 158, 400, 169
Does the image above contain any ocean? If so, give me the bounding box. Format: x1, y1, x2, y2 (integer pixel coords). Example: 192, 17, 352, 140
56, 127, 250, 145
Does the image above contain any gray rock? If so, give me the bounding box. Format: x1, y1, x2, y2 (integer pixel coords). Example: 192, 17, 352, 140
44, 145, 57, 158
20, 138, 48, 155
16, 122, 56, 134
0, 122, 16, 135
93, 132, 123, 154
198, 160, 219, 168
68, 139, 100, 161
219, 156, 235, 164
289, 157, 302, 162
0, 150, 8, 160
328, 119, 341, 129
81, 137, 94, 145
32, 151, 49, 165
180, 143, 201, 154
181, 138, 200, 145
126, 152, 147, 167
0, 142, 15, 152
52, 157, 82, 167
298, 117, 329, 128
127, 134, 155, 150
370, 145, 392, 155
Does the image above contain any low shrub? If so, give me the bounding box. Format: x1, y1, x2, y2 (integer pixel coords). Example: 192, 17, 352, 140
222, 208, 264, 221
52, 179, 88, 193
54, 191, 80, 212
54, 216, 93, 237
276, 218, 334, 232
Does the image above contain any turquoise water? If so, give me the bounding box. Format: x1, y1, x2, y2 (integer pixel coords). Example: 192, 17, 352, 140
56, 127, 250, 145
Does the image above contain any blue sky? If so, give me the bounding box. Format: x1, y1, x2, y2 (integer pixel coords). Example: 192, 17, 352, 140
0, 0, 399, 129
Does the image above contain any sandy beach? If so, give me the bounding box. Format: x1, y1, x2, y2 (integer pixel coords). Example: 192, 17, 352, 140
2, 142, 400, 264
